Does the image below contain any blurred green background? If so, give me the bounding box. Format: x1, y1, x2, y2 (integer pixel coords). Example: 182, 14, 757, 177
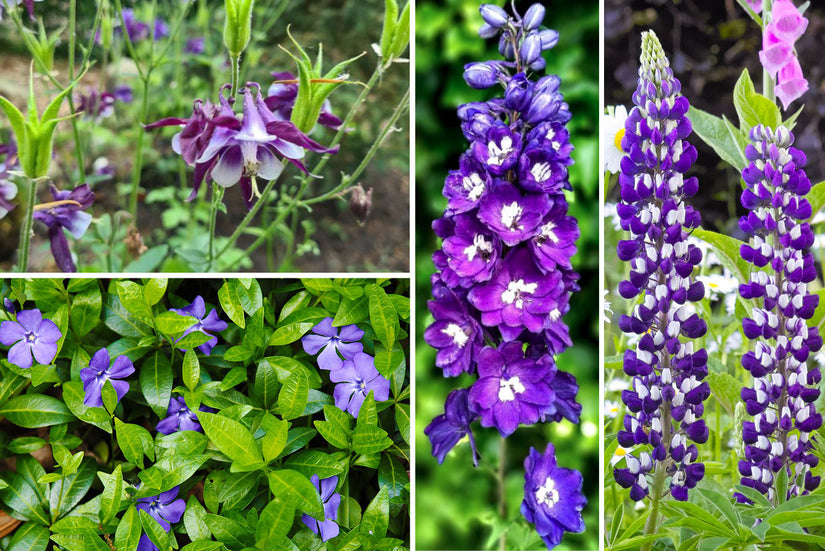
415, 0, 599, 549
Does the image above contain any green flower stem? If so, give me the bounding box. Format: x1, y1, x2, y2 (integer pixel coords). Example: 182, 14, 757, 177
128, 76, 151, 221
762, 0, 775, 103
230, 54, 242, 97
66, 0, 86, 183
214, 175, 280, 265
17, 177, 39, 273
498, 437, 507, 551
207, 184, 225, 270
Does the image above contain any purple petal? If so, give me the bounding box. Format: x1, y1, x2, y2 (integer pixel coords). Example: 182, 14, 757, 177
160, 498, 186, 524
83, 377, 105, 408
336, 341, 364, 360
317, 344, 344, 372
36, 318, 61, 342
32, 340, 57, 365
333, 383, 355, 413
108, 355, 135, 378
15, 309, 43, 332
347, 391, 367, 418
337, 324, 364, 342
47, 226, 77, 272
8, 340, 33, 369
319, 476, 338, 501
302, 334, 331, 355
317, 517, 339, 541
110, 379, 130, 404
156, 415, 179, 435
0, 320, 25, 345
312, 318, 337, 337
89, 348, 111, 370
257, 146, 285, 181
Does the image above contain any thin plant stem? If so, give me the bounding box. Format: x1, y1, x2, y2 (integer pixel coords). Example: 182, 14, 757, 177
17, 178, 39, 273
207, 184, 225, 270
762, 0, 775, 103
67, 0, 86, 183
214, 175, 279, 265
498, 437, 507, 551
128, 76, 151, 220
230, 55, 242, 97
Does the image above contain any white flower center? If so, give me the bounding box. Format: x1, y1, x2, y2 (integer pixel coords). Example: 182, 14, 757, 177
530, 161, 552, 183
500, 202, 523, 230
487, 136, 513, 166
463, 234, 494, 262
442, 323, 469, 348
462, 173, 486, 201
501, 279, 537, 309
25, 332, 36, 343
540, 221, 559, 244
536, 476, 560, 507
498, 376, 525, 402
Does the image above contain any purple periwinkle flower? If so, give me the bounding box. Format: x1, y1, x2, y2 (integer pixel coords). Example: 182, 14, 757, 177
302, 475, 341, 541
612, 31, 709, 503
169, 296, 228, 356
302, 317, 364, 372
424, 388, 480, 466
521, 444, 586, 549
329, 352, 390, 418
32, 184, 95, 273
80, 348, 135, 408
0, 308, 61, 369
156, 396, 214, 435
136, 486, 186, 551
736, 125, 822, 504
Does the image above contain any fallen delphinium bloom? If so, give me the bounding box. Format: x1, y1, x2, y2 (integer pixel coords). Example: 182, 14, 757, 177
736, 124, 823, 503
424, 3, 586, 548
612, 31, 709, 504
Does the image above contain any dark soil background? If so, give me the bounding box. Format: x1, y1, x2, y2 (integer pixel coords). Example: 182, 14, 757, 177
605, 0, 825, 238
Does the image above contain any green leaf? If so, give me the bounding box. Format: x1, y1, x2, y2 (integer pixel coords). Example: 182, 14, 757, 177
367, 284, 398, 349
0, 472, 49, 524
176, 331, 213, 350
352, 424, 392, 456
688, 106, 748, 172
283, 450, 347, 479
388, 1, 410, 58
374, 343, 405, 379
692, 228, 750, 293
0, 393, 75, 428
7, 521, 49, 551
198, 412, 263, 472
140, 509, 173, 551
116, 281, 154, 325
333, 295, 370, 326
378, 454, 408, 506
261, 414, 289, 463
183, 349, 200, 391
282, 427, 318, 457
8, 436, 47, 454
696, 488, 739, 528
268, 307, 330, 346
706, 372, 742, 416
379, 0, 399, 59
70, 286, 102, 337
115, 418, 154, 469
278, 369, 309, 420
49, 458, 95, 517
202, 513, 252, 548
806, 181, 825, 222
140, 351, 174, 417
360, 486, 390, 540
104, 293, 152, 337
180, 542, 224, 551
733, 69, 781, 131
99, 464, 123, 527
154, 311, 198, 336
219, 280, 246, 329
254, 359, 279, 409
395, 403, 410, 445
314, 405, 351, 449
143, 278, 168, 306
62, 381, 111, 433
183, 495, 211, 541
256, 498, 296, 547
266, 469, 323, 517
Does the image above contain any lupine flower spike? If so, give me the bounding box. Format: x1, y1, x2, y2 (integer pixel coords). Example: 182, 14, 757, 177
736, 125, 822, 503
613, 31, 710, 503
425, 3, 586, 548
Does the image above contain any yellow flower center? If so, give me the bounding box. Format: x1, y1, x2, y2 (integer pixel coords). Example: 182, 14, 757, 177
614, 128, 626, 152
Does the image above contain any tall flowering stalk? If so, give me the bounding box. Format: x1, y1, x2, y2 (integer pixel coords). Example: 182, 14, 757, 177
736, 124, 822, 504
424, 4, 585, 548
612, 30, 709, 531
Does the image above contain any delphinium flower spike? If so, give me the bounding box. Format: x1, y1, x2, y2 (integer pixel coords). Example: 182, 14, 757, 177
612, 31, 710, 503
424, 4, 586, 548
736, 124, 822, 503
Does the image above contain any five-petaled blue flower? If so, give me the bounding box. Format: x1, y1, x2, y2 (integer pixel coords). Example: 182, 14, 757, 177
136, 486, 186, 551
80, 348, 134, 408
0, 308, 61, 369
302, 474, 341, 542
301, 317, 364, 372
169, 296, 228, 356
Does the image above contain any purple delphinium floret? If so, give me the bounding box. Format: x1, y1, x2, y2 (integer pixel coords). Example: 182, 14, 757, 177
0, 308, 61, 369
80, 348, 135, 408
156, 396, 214, 435
329, 352, 390, 418
169, 296, 228, 356
302, 475, 341, 541
33, 184, 95, 273
442, 213, 501, 282
477, 180, 550, 246
301, 317, 364, 372
736, 124, 822, 504
424, 388, 480, 466
423, 282, 483, 377
135, 486, 186, 551
521, 444, 586, 548
612, 31, 709, 503
469, 341, 556, 437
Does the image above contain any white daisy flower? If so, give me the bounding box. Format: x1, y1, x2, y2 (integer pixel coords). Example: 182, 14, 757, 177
603, 105, 628, 174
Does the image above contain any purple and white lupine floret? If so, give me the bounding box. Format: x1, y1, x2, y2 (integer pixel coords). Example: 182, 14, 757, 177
613, 31, 709, 503
736, 124, 823, 504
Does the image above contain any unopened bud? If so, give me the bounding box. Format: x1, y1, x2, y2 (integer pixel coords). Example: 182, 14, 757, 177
522, 4, 545, 31
223, 0, 254, 58
349, 184, 373, 225
479, 4, 508, 28
463, 62, 500, 89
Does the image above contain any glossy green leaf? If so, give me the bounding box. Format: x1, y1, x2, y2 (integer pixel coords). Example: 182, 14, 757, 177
98, 464, 123, 527
688, 106, 748, 172
256, 497, 295, 547
219, 280, 246, 329
115, 507, 142, 551
360, 486, 390, 540
0, 472, 49, 525
8, 521, 49, 551
0, 393, 75, 428
266, 469, 323, 517
183, 349, 200, 391
278, 369, 309, 420
140, 351, 174, 417
114, 418, 154, 469
367, 284, 397, 349
198, 412, 263, 472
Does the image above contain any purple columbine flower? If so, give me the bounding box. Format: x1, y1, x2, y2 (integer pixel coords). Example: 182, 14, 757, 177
423, 282, 483, 377
169, 296, 228, 356
266, 72, 343, 131
424, 388, 480, 466
301, 475, 341, 542
135, 486, 186, 551
80, 348, 135, 408
469, 341, 556, 437
329, 352, 390, 418
156, 396, 214, 435
33, 184, 95, 273
75, 88, 117, 121
613, 31, 709, 503
0, 0, 42, 21
521, 444, 586, 548
736, 124, 822, 504
0, 308, 61, 369
301, 317, 364, 372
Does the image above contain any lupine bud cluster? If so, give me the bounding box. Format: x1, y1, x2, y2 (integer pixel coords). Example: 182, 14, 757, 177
736, 124, 822, 503
613, 31, 710, 503
424, 4, 585, 548
756, 0, 809, 110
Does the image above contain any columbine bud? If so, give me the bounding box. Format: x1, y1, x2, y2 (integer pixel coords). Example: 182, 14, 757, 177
223, 0, 254, 58
349, 184, 372, 225
479, 4, 508, 28
463, 62, 500, 89
522, 4, 545, 31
